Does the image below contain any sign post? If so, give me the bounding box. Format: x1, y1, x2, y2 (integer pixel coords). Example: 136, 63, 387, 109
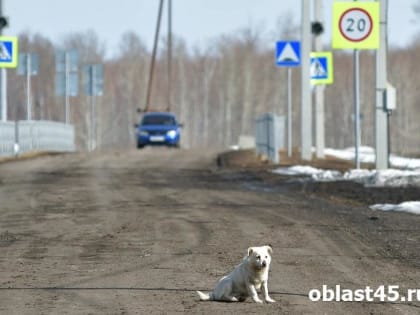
83, 64, 104, 151
55, 50, 79, 124
333, 1, 379, 169
276, 41, 301, 158
311, 51, 334, 160
18, 53, 39, 120
0, 36, 18, 122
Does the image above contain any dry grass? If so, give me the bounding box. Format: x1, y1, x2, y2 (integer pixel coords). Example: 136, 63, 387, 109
0, 151, 64, 164
220, 148, 375, 172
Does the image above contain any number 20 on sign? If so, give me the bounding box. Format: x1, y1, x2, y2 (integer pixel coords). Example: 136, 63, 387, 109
332, 1, 379, 49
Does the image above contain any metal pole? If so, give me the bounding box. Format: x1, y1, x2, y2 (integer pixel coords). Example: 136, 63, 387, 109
354, 49, 361, 169
375, 0, 388, 169
287, 67, 292, 157
301, 0, 312, 160
2, 66, 6, 121
92, 66, 97, 151
352, 0, 361, 169
26, 54, 32, 120
145, 0, 164, 112
14, 88, 19, 156
88, 66, 93, 151
314, 0, 325, 159
65, 52, 70, 124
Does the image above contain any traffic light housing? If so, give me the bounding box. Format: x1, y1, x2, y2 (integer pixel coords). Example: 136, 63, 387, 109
0, 16, 8, 29
311, 21, 324, 36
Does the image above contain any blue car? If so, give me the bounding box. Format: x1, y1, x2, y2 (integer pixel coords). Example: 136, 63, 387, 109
135, 112, 182, 148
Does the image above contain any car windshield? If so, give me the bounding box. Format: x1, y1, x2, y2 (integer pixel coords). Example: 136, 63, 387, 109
141, 115, 176, 126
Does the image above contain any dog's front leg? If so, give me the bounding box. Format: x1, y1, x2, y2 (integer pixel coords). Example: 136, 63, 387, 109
262, 281, 275, 303
247, 283, 263, 303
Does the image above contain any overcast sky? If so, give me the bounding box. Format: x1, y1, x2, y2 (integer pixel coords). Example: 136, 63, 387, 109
5, 0, 420, 57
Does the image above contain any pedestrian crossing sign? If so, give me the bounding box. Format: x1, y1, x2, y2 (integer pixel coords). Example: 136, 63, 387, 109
0, 36, 18, 68
310, 52, 333, 85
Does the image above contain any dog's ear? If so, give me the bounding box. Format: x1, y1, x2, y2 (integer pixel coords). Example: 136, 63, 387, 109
266, 245, 273, 255
247, 247, 254, 256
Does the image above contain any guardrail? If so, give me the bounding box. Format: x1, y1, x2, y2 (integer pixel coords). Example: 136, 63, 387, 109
255, 113, 285, 164
0, 120, 75, 157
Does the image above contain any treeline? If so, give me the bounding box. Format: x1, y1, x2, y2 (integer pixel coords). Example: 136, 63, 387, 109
8, 21, 420, 155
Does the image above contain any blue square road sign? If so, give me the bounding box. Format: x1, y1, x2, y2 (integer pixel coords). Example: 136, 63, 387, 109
0, 36, 18, 68
276, 41, 301, 67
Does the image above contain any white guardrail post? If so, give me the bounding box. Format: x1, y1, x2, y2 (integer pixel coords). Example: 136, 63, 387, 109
0, 121, 14, 156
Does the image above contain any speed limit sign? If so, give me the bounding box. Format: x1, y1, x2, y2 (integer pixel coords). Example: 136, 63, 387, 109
332, 2, 379, 49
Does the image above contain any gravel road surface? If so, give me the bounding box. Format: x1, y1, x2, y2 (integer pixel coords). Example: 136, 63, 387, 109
0, 148, 419, 314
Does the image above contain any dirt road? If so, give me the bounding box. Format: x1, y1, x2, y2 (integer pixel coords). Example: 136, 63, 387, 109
0, 149, 419, 314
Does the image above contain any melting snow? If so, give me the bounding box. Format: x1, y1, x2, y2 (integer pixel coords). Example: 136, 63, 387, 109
272, 147, 420, 214
370, 202, 420, 215
325, 147, 420, 170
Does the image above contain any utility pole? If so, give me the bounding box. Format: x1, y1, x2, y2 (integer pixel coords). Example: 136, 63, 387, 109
314, 0, 325, 158
144, 0, 164, 112
167, 0, 172, 112
301, 0, 312, 160
375, 0, 388, 169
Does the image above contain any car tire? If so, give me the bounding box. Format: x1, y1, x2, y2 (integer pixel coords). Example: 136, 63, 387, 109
169, 143, 180, 149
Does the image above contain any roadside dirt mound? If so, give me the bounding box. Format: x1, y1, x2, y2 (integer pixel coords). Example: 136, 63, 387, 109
218, 149, 420, 206
219, 148, 372, 171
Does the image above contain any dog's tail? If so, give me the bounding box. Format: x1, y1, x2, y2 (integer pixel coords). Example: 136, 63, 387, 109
196, 290, 212, 301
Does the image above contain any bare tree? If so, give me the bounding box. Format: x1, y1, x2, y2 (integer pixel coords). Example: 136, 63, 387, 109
6, 11, 420, 155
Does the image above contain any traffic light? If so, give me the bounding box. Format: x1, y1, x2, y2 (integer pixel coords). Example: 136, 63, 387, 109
0, 16, 8, 29
311, 21, 324, 36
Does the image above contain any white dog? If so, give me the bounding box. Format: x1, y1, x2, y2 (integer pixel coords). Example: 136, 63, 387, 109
197, 245, 275, 303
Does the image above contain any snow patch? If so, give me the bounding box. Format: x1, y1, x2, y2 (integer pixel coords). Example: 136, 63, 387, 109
272, 147, 420, 215
272, 165, 342, 181
325, 146, 420, 170
370, 202, 420, 215
272, 166, 420, 187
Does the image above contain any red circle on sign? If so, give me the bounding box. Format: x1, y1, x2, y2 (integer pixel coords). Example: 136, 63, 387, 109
339, 8, 373, 42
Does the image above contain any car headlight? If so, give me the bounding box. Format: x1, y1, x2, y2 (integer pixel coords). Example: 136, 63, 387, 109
139, 130, 149, 136
167, 130, 177, 138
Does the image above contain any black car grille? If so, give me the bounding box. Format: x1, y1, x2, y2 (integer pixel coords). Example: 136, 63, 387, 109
148, 130, 166, 136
